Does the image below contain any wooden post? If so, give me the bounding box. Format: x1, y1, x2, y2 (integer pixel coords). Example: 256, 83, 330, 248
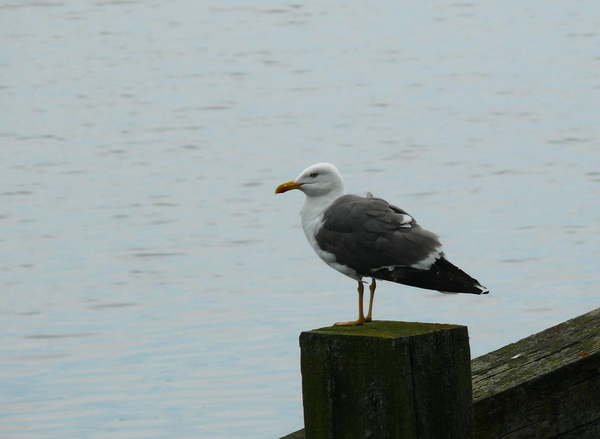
299, 321, 473, 439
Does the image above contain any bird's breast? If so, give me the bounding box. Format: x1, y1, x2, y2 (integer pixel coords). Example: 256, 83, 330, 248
302, 214, 361, 281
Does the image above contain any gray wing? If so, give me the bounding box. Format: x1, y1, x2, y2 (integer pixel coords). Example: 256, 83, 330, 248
315, 194, 442, 276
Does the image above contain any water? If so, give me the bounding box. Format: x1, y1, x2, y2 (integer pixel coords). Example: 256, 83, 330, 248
2, 1, 600, 438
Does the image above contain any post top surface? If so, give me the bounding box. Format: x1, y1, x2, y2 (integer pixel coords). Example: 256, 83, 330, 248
305, 320, 465, 339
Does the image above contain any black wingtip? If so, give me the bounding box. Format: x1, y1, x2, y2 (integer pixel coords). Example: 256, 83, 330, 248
372, 257, 489, 295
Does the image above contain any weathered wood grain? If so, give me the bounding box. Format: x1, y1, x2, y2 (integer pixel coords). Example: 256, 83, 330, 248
299, 321, 473, 439
472, 307, 600, 438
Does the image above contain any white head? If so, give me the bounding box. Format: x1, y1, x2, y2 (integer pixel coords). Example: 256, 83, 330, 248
275, 163, 345, 198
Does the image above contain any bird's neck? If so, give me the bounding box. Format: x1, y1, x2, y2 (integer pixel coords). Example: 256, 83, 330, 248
299, 190, 344, 229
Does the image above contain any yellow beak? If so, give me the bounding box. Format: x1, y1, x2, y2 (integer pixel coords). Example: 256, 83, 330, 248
275, 180, 304, 194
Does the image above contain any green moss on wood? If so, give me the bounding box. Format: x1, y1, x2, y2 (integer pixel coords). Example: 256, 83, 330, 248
472, 307, 600, 438
301, 321, 473, 439
472, 307, 600, 401
310, 320, 463, 338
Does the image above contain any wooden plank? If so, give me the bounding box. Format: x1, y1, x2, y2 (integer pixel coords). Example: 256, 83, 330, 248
299, 321, 473, 439
472, 307, 600, 438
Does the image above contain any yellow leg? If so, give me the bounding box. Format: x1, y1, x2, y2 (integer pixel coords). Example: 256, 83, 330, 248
365, 279, 376, 322
335, 281, 366, 326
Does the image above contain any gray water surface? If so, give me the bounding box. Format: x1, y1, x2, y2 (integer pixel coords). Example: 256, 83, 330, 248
2, 1, 600, 438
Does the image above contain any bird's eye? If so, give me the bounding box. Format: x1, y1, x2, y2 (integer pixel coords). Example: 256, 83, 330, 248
310, 172, 318, 178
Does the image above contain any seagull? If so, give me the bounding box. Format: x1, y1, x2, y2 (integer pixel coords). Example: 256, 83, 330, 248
275, 162, 488, 326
